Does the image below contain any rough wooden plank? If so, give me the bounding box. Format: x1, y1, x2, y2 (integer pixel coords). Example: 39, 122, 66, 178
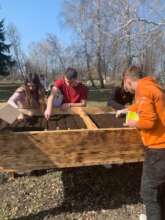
0, 128, 144, 172
78, 113, 98, 129
72, 107, 98, 129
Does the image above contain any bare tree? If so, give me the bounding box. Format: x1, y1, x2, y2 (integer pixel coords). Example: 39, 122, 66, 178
46, 33, 65, 71
24, 0, 165, 85
7, 23, 26, 79
27, 34, 66, 81
95, 0, 104, 88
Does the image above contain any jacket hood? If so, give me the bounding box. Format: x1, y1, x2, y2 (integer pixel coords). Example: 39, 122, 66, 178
137, 76, 164, 92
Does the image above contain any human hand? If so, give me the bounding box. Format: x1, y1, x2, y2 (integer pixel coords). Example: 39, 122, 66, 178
44, 108, 51, 120
116, 109, 127, 118
124, 120, 137, 128
17, 113, 24, 121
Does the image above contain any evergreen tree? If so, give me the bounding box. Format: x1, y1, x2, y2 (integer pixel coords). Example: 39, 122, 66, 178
0, 19, 14, 76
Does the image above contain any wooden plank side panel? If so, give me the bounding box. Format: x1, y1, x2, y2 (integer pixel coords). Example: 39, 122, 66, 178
71, 107, 98, 129
78, 114, 98, 129
0, 128, 144, 172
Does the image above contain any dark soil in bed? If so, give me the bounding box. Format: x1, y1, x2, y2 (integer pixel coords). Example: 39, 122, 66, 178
0, 115, 87, 132
89, 113, 125, 128
0, 114, 126, 132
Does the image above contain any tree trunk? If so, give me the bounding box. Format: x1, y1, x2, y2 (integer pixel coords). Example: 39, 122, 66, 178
84, 41, 96, 87
96, 0, 104, 88
125, 0, 132, 67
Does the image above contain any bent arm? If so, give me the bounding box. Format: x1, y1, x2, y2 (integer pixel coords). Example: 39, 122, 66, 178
69, 99, 87, 107
46, 86, 59, 113
8, 92, 21, 108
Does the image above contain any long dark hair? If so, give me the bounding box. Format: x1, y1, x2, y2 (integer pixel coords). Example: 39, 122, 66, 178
24, 73, 41, 89
23, 73, 45, 109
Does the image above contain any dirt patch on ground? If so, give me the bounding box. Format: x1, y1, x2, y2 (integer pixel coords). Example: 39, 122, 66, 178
0, 163, 144, 220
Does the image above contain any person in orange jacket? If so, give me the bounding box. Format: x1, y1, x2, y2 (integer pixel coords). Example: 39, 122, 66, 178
117, 65, 165, 220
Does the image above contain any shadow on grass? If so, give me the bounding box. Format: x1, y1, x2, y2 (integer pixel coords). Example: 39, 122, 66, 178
12, 163, 142, 220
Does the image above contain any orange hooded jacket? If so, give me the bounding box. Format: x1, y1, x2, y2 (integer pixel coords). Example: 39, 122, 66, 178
129, 76, 165, 148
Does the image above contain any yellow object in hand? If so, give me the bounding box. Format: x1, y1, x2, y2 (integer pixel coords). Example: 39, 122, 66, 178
126, 111, 139, 124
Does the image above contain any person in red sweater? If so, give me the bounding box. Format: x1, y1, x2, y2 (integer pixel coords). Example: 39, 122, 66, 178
117, 65, 165, 220
44, 67, 88, 120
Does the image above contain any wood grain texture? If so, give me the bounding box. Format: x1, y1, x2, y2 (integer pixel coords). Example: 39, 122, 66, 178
0, 128, 144, 172
0, 104, 144, 173
71, 107, 98, 129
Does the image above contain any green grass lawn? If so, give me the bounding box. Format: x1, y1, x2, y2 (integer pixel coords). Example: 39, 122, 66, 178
0, 86, 18, 102
0, 82, 22, 102
87, 88, 112, 106
0, 83, 113, 106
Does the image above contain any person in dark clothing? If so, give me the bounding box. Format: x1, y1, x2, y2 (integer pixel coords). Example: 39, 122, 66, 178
107, 80, 134, 110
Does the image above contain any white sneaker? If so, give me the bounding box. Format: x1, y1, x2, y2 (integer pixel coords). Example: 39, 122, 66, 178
139, 214, 147, 220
